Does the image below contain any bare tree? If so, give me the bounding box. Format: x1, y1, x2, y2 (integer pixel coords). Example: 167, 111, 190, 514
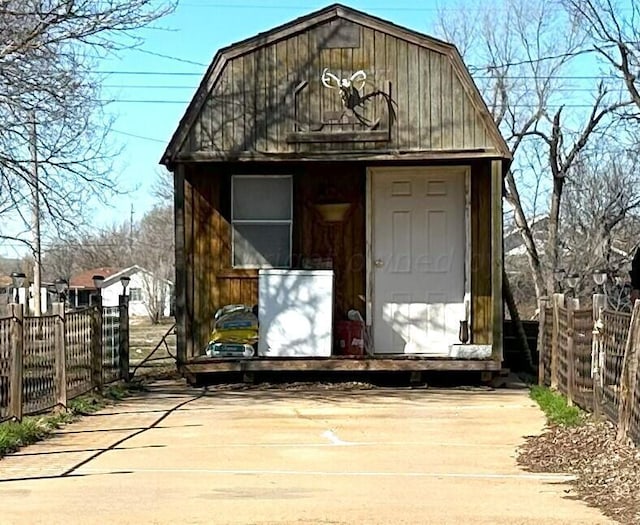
565, 0, 640, 113
0, 1, 175, 251
42, 203, 174, 322
562, 146, 640, 277
437, 0, 629, 300
135, 205, 174, 322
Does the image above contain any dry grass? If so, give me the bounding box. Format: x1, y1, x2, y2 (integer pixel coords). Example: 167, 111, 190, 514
129, 317, 177, 378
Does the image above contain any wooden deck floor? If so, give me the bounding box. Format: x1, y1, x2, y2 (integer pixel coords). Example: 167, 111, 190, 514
182, 355, 502, 375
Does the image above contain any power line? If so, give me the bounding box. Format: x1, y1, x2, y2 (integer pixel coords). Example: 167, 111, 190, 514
94, 70, 634, 81
104, 84, 197, 89
97, 70, 203, 76
101, 99, 633, 109
131, 48, 208, 67
111, 129, 167, 143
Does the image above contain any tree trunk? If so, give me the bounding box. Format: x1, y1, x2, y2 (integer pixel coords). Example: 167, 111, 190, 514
546, 175, 565, 294
503, 268, 535, 373
505, 170, 546, 299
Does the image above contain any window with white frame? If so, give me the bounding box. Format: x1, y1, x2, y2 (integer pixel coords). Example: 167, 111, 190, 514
129, 288, 143, 302
232, 175, 292, 268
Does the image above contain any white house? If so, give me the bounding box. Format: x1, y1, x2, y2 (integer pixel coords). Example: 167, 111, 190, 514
69, 265, 173, 319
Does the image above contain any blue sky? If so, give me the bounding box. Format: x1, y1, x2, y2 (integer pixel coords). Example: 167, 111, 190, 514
97, 0, 445, 226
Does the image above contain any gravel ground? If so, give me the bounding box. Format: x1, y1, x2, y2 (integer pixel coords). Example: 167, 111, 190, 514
518, 419, 640, 524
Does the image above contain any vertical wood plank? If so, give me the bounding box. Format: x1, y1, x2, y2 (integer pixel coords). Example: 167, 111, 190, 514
550, 293, 565, 389
118, 294, 130, 382
174, 166, 186, 366
385, 34, 398, 146
566, 303, 575, 406
441, 61, 453, 149
396, 39, 409, 148
91, 302, 103, 390
373, 30, 386, 149
10, 303, 24, 421
254, 47, 266, 152
429, 51, 442, 149
232, 57, 244, 152
184, 171, 195, 361
464, 94, 475, 148
407, 43, 419, 149
285, 36, 297, 152
618, 300, 640, 442
475, 112, 486, 148
267, 43, 278, 151
210, 83, 224, 153
537, 297, 549, 385
471, 162, 491, 344
244, 53, 255, 152
418, 48, 431, 148
452, 70, 464, 149
192, 175, 202, 358
490, 160, 503, 360
297, 31, 310, 155
275, 39, 289, 151
54, 302, 67, 407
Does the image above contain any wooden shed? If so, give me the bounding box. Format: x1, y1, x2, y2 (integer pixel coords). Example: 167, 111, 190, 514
161, 4, 511, 378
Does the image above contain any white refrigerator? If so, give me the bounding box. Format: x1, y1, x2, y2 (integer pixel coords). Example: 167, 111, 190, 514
258, 269, 334, 357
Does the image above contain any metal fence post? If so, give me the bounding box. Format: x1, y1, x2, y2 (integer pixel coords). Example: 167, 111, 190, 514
9, 303, 24, 421
91, 302, 103, 390
54, 302, 67, 408
119, 294, 130, 382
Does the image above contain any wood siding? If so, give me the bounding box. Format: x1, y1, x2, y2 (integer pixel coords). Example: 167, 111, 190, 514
180, 163, 366, 354
182, 19, 496, 159
178, 160, 495, 356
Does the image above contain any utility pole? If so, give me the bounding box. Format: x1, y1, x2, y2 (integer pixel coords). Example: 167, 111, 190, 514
30, 113, 41, 316
129, 203, 134, 258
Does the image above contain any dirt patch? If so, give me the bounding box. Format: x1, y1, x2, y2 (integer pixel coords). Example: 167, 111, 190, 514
518, 419, 640, 524
129, 319, 176, 378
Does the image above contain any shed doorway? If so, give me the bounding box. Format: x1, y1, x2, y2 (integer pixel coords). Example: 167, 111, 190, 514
369, 167, 468, 355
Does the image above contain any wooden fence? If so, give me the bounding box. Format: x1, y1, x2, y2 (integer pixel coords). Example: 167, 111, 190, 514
0, 300, 129, 422
539, 294, 640, 445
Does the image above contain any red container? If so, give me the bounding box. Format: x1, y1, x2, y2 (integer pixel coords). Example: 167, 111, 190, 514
336, 320, 365, 356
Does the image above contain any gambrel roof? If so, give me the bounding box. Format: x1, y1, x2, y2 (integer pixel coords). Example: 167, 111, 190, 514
161, 3, 511, 166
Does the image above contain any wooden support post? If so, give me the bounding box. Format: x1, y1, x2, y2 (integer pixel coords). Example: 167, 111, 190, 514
9, 303, 24, 421
119, 295, 130, 382
174, 164, 187, 366
550, 293, 565, 390
53, 302, 67, 408
91, 301, 103, 390
565, 299, 578, 407
490, 160, 504, 362
591, 293, 606, 419
618, 300, 640, 442
537, 297, 549, 385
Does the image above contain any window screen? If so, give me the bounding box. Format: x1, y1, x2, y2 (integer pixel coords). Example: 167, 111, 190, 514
232, 175, 292, 268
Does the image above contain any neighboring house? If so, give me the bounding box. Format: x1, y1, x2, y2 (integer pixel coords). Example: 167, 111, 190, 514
0, 274, 51, 315
161, 4, 511, 378
504, 214, 549, 258
70, 266, 173, 318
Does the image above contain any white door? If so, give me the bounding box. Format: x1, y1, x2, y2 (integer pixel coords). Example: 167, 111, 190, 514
372, 167, 466, 355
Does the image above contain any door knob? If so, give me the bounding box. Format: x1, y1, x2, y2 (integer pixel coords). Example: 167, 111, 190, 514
374, 259, 384, 268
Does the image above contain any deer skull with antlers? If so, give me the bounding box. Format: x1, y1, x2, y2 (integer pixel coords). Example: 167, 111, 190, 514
321, 68, 395, 127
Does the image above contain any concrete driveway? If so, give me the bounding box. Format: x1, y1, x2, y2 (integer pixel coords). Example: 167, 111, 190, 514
0, 381, 612, 525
